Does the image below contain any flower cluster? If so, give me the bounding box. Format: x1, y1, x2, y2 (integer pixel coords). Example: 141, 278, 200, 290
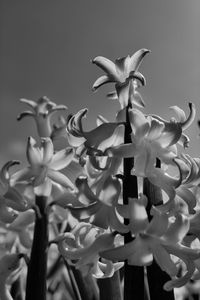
0, 49, 200, 300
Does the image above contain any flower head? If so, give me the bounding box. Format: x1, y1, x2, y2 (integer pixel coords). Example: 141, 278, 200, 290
92, 49, 150, 108
11, 137, 75, 196
17, 96, 67, 137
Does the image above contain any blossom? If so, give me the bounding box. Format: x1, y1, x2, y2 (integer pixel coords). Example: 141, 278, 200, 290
11, 137, 75, 196
0, 253, 25, 300
65, 176, 127, 232
0, 161, 28, 224
92, 48, 150, 108
17, 96, 67, 137
101, 196, 200, 289
54, 223, 123, 278
67, 108, 124, 158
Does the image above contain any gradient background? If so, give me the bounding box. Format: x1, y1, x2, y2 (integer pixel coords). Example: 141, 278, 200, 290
0, 0, 200, 165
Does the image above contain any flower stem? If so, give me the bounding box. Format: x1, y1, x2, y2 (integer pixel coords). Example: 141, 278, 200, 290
123, 105, 144, 300
98, 271, 122, 300
25, 196, 48, 300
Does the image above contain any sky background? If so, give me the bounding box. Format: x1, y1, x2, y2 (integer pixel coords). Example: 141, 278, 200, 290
0, 0, 200, 165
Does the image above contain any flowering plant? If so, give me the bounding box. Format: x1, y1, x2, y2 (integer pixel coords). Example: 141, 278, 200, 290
0, 49, 200, 300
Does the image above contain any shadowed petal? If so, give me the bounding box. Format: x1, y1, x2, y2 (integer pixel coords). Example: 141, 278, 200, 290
48, 170, 74, 190
34, 177, 52, 196
27, 137, 42, 166
164, 214, 190, 244
50, 148, 74, 170
41, 137, 54, 164
92, 75, 114, 91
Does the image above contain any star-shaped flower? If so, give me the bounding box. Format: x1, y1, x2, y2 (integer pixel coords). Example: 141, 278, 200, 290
92, 48, 150, 108
11, 137, 75, 196
101, 196, 200, 290
17, 96, 67, 137
54, 223, 123, 278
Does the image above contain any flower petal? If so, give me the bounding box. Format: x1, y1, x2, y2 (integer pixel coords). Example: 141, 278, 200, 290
92, 75, 114, 91
128, 49, 150, 73
50, 148, 74, 170
41, 137, 54, 164
164, 214, 190, 244
26, 137, 42, 166
48, 170, 74, 190
152, 243, 178, 276
92, 56, 118, 80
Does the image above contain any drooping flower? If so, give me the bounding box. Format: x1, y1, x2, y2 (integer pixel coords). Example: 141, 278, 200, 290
92, 49, 150, 108
66, 108, 124, 159
17, 96, 67, 137
54, 223, 123, 278
11, 137, 75, 196
101, 196, 200, 290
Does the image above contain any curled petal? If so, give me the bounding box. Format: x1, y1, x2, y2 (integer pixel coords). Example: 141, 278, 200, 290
164, 260, 195, 291
92, 75, 114, 91
128, 49, 150, 73
66, 202, 100, 219
0, 160, 20, 182
129, 71, 146, 86
92, 56, 118, 80
67, 109, 88, 137
181, 102, 196, 130
17, 111, 35, 121
170, 106, 186, 123
129, 87, 146, 108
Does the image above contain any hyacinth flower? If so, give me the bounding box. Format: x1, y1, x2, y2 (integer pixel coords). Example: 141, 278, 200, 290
17, 96, 67, 137
103, 108, 184, 204
0, 253, 25, 300
53, 222, 123, 278
92, 48, 150, 109
66, 108, 124, 160
11, 137, 75, 197
0, 161, 28, 224
64, 176, 127, 232
100, 195, 200, 290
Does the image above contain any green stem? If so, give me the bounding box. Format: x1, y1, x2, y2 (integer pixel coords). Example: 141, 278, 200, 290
123, 105, 144, 300
25, 196, 48, 300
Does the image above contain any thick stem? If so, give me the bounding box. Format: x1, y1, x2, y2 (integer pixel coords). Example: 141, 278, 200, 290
25, 196, 48, 300
98, 271, 122, 300
123, 106, 144, 300
143, 159, 175, 300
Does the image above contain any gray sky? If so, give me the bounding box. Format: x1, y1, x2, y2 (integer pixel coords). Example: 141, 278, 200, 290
0, 0, 200, 164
